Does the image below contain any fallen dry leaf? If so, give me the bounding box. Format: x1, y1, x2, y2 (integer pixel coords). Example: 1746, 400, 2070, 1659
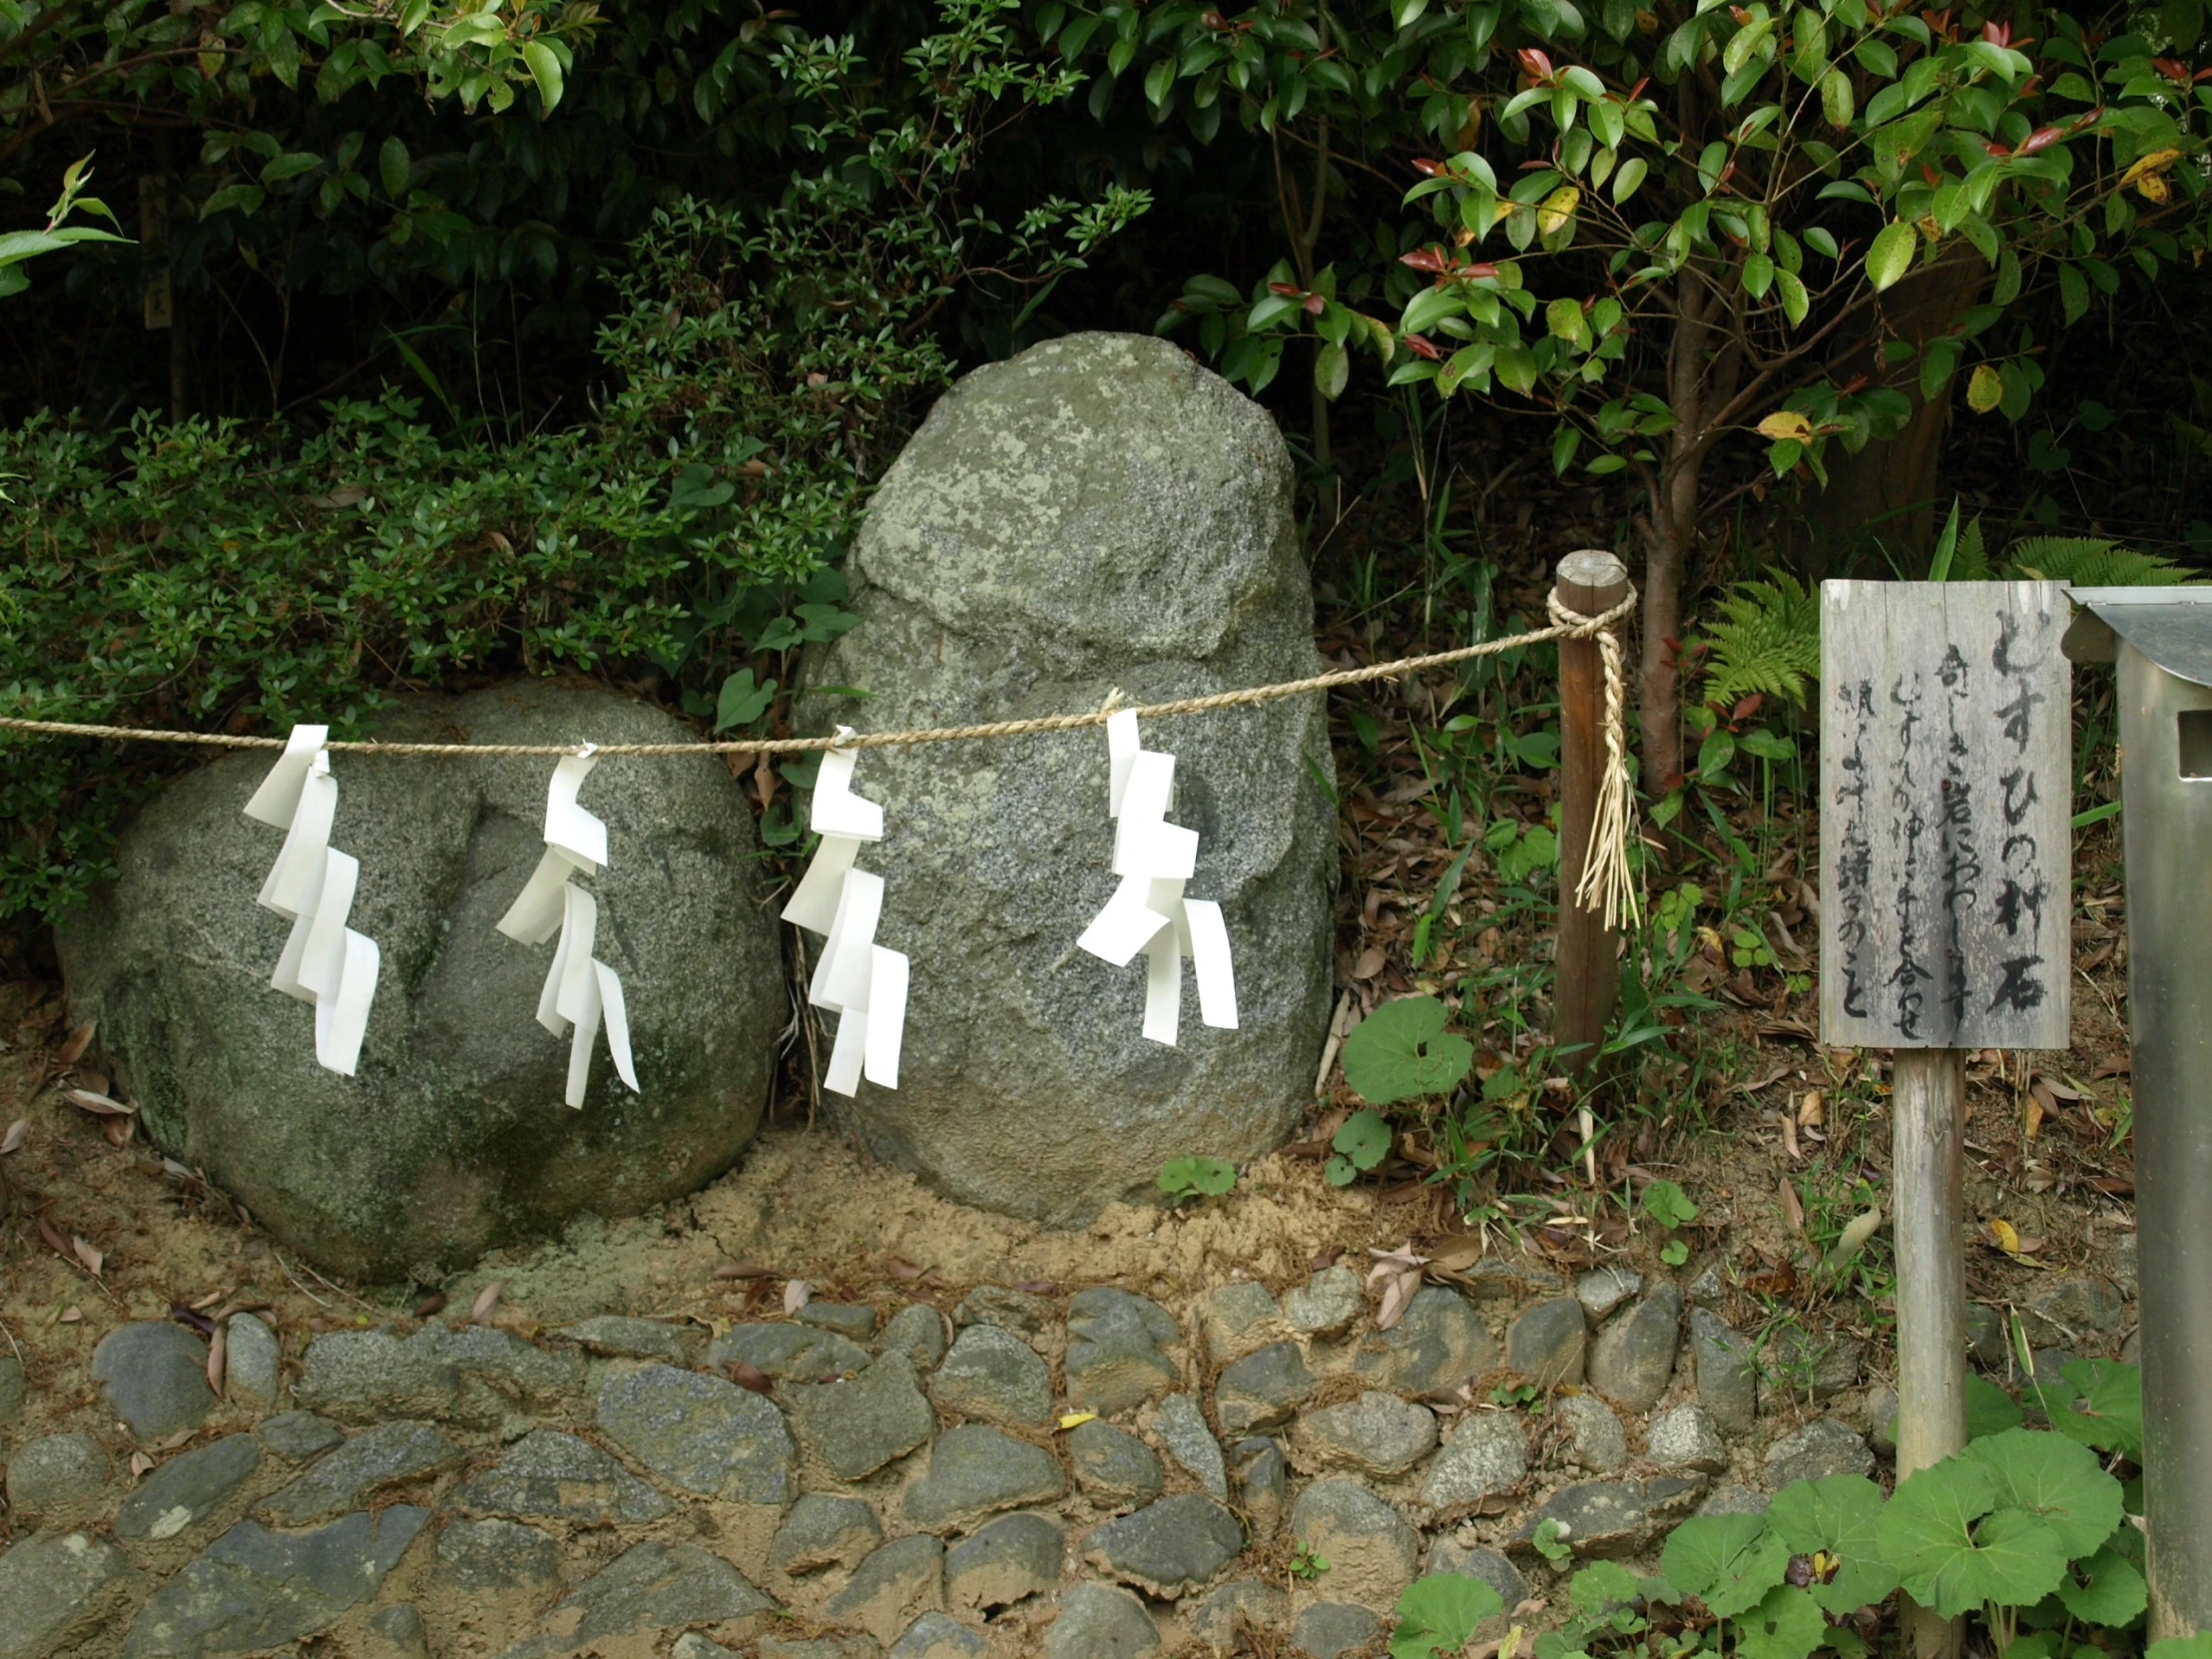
55, 1020, 95, 1066
1058, 1411, 1099, 1430
469, 1281, 504, 1325
1426, 1238, 1485, 1273
0, 1118, 25, 1155
884, 1258, 926, 1281
103, 1114, 133, 1148
208, 1324, 227, 1397
1798, 1090, 1824, 1128
1367, 1243, 1428, 1333
412, 1292, 448, 1319
783, 1280, 813, 1315
1352, 946, 1387, 981
72, 1236, 104, 1277
63, 1087, 133, 1117
1778, 1110, 1802, 1162
58, 1306, 82, 1324
1311, 1247, 1344, 1271
37, 1214, 72, 1262
726, 1361, 773, 1394
1779, 1179, 1805, 1235
129, 1450, 155, 1479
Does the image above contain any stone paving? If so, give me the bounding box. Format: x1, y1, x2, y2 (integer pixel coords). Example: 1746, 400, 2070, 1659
0, 1251, 2136, 1658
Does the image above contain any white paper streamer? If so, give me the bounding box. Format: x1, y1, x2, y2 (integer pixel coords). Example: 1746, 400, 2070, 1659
1078, 710, 1238, 1043
243, 728, 379, 1076
496, 751, 640, 1109
782, 734, 907, 1094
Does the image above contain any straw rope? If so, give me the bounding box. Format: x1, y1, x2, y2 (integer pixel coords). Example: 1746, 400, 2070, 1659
0, 587, 1639, 913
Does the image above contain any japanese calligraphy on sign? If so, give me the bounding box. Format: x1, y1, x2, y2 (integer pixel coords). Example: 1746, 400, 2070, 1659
1820, 581, 2071, 1051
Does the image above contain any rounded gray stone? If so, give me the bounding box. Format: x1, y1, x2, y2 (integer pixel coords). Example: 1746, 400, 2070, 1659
259, 1420, 461, 1525
1696, 1483, 1773, 1517
1867, 1385, 1899, 1458
447, 1427, 673, 1524
291, 1328, 459, 1423
1506, 1297, 1588, 1387
56, 681, 785, 1281
709, 1323, 871, 1383
1966, 1303, 2008, 1368
1291, 1601, 1381, 1659
931, 1325, 1052, 1427
118, 1434, 262, 1541
1151, 1390, 1228, 1498
889, 1613, 988, 1659
557, 1317, 690, 1364
1231, 1436, 1290, 1543
596, 1362, 796, 1501
1510, 1480, 1649, 1559
224, 1314, 280, 1410
1588, 1288, 1682, 1414
93, 1322, 215, 1439
4, 1430, 111, 1520
1289, 1479, 1419, 1598
1082, 1492, 1244, 1596
257, 1411, 343, 1461
879, 1304, 949, 1371
786, 1353, 938, 1480
757, 1637, 879, 1659
1046, 1580, 1160, 1658
1200, 1280, 1283, 1363
1689, 1308, 1759, 1435
1215, 1341, 1315, 1434
1064, 1288, 1179, 1416
1556, 1393, 1630, 1472
1424, 1540, 1529, 1608
433, 1517, 565, 1590
946, 1511, 1065, 1612
365, 1603, 430, 1659
1762, 1326, 1865, 1407
1190, 1578, 1290, 1650
773, 1493, 885, 1573
0, 1531, 135, 1659
1282, 1265, 1361, 1337
902, 1423, 1067, 1531
2022, 1276, 2127, 1346
497, 1539, 775, 1655
826, 1534, 944, 1646
797, 334, 1335, 1227
1068, 1419, 1165, 1507
1648, 1402, 1728, 1472
1355, 1288, 1500, 1400
1763, 1418, 1873, 1488
1418, 1412, 1526, 1510
1291, 1390, 1438, 1477
1575, 1267, 1643, 1322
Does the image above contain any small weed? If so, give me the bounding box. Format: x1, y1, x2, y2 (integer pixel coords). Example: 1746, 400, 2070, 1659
1532, 1516, 1574, 1567
1157, 1156, 1236, 1207
1490, 1381, 1543, 1412
1290, 1539, 1330, 1581
1325, 1109, 1393, 1187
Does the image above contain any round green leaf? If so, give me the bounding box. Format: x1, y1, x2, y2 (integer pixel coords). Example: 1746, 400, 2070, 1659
1333, 1107, 1393, 1172
1878, 1456, 1999, 1613
1661, 1514, 1788, 1619
1867, 221, 1917, 292
1766, 1475, 1901, 1615
1736, 1586, 1827, 1659
1963, 1429, 2125, 1559
2057, 1546, 2147, 1627
2051, 1360, 2143, 1457
1341, 996, 1474, 1103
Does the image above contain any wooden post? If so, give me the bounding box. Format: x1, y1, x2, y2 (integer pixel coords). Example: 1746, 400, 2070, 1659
1893, 1046, 1967, 1659
1554, 549, 1629, 1077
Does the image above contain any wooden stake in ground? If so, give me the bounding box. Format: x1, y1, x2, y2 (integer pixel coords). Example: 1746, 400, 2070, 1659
1819, 581, 2071, 1659
1554, 549, 1631, 1083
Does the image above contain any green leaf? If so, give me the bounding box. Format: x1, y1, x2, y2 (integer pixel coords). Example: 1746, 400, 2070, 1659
1878, 1456, 1999, 1613
2058, 1546, 2147, 1626
1611, 157, 1648, 204
1867, 221, 1917, 291
714, 669, 778, 732
1159, 1155, 1236, 1198
200, 184, 268, 219
1333, 1108, 1394, 1172
1767, 1475, 1901, 1615
1776, 270, 1809, 325
377, 137, 410, 197
259, 152, 322, 184
1391, 1573, 1505, 1658
1642, 1179, 1700, 1229
1340, 996, 1474, 1103
1661, 1514, 1788, 1619
2050, 1360, 2143, 1456
1735, 1585, 1827, 1659
1964, 1429, 2125, 1558
1967, 1375, 2024, 1439
1315, 340, 1350, 400
2057, 263, 2089, 326
521, 39, 565, 112
2148, 1638, 2212, 1659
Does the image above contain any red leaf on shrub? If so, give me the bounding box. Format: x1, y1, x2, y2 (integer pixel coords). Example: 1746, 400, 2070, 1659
2020, 126, 2064, 155
1404, 333, 1443, 360
1303, 293, 1326, 314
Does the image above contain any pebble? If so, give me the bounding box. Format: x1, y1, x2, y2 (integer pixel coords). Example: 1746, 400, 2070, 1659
1587, 1287, 1682, 1414
879, 1304, 949, 1370
1283, 1266, 1362, 1337
1425, 1539, 1528, 1607
257, 1411, 344, 1461
1069, 1418, 1165, 1507
117, 1435, 261, 1542
1696, 1484, 1772, 1517
292, 1328, 460, 1422
1683, 1312, 1758, 1440
1290, 1478, 1419, 1601
1511, 1480, 1649, 1558
1966, 1303, 2008, 1368
786, 1353, 938, 1481
1419, 1412, 1526, 1510
432, 1517, 565, 1590
1201, 1280, 1283, 1362
597, 1362, 797, 1500
224, 1314, 280, 1410
825, 1534, 944, 1645
1686, 1263, 1727, 1306
0, 1355, 23, 1424
1231, 1436, 1291, 1542
672, 1638, 739, 1659
953, 1286, 1056, 1336
1763, 1418, 1873, 1487
1292, 1601, 1382, 1658
125, 1506, 429, 1658
2023, 1277, 2128, 1346
797, 1302, 880, 1341
1190, 1579, 1291, 1650
423, 1324, 586, 1406
1356, 1287, 1501, 1399
1506, 1297, 1589, 1387
932, 1325, 1053, 1427
0, 1532, 134, 1659
1763, 1326, 1865, 1406
1214, 1342, 1315, 1433
1064, 1288, 1180, 1415
1461, 1260, 1569, 1307
1647, 1402, 1728, 1472
93, 1322, 216, 1440
1292, 1390, 1438, 1477
902, 1424, 1066, 1530
946, 1511, 1064, 1613
5, 1430, 111, 1520
1151, 1390, 1229, 1498
499, 1540, 776, 1659
774, 1493, 886, 1573
448, 1427, 674, 1525
1575, 1267, 1643, 1322
556, 1316, 691, 1364
1083, 1492, 1244, 1595
1047, 1581, 1160, 1658
708, 1323, 871, 1382
1555, 1393, 1630, 1472
1868, 1386, 1900, 1457
890, 1612, 988, 1659
260, 1420, 461, 1524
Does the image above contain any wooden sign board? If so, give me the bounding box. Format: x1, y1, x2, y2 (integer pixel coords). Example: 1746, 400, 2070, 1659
1820, 581, 2071, 1050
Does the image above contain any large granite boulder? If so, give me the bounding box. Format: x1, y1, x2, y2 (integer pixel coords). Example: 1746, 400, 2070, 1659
57, 681, 784, 1280
798, 332, 1335, 1224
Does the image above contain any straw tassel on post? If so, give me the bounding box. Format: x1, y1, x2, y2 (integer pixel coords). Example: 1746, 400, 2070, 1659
1076, 708, 1238, 1044
243, 725, 380, 1075
496, 749, 639, 1108
783, 733, 908, 1094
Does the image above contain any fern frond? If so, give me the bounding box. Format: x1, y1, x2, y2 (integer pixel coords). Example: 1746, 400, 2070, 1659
1700, 572, 1822, 709
2001, 537, 2201, 587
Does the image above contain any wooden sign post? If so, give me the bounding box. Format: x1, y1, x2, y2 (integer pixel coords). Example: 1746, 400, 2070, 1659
1820, 582, 2071, 1659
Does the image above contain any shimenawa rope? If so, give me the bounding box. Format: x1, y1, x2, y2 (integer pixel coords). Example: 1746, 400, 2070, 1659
0, 588, 1639, 916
